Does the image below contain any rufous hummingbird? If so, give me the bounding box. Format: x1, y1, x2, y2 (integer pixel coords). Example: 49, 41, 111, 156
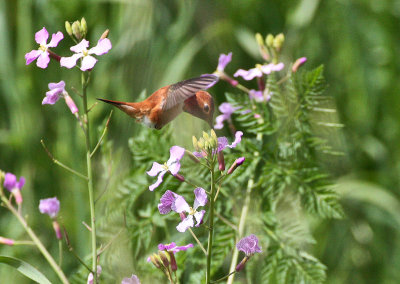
98, 75, 217, 130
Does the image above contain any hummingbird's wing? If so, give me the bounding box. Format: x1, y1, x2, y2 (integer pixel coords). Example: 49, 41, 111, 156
163, 74, 218, 110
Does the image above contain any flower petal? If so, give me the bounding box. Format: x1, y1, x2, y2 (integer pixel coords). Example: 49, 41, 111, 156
214, 114, 226, 130
36, 52, 50, 69
147, 162, 164, 177
217, 52, 232, 72
219, 102, 238, 115
236, 234, 262, 255
39, 197, 60, 218
25, 50, 41, 65
89, 38, 112, 56
234, 68, 262, 80
158, 190, 177, 214
228, 131, 243, 148
3, 173, 16, 191
35, 27, 49, 45
80, 55, 97, 71
168, 146, 185, 163
48, 81, 66, 91
42, 93, 61, 105
158, 242, 176, 251
121, 274, 141, 284
171, 195, 190, 213
70, 39, 89, 53
148, 171, 165, 191
193, 187, 207, 209
60, 53, 83, 69
47, 31, 64, 47
176, 216, 194, 232
194, 210, 205, 227
249, 90, 265, 102
217, 137, 229, 152
171, 243, 193, 252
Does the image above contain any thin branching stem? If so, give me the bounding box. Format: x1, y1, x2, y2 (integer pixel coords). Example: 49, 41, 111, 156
205, 158, 216, 284
40, 139, 88, 180
188, 228, 207, 255
90, 110, 113, 158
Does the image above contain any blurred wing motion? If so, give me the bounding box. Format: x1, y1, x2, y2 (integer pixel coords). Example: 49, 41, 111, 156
163, 74, 218, 110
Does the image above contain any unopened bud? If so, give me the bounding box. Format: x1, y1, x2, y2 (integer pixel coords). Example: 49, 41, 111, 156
100, 29, 109, 40
185, 150, 200, 163
210, 129, 218, 148
0, 236, 14, 246
64, 94, 78, 114
65, 21, 73, 36
236, 256, 249, 271
52, 220, 62, 240
217, 151, 225, 171
204, 140, 211, 150
192, 136, 199, 151
150, 254, 162, 268
71, 21, 82, 40
174, 173, 185, 182
12, 189, 23, 204
158, 251, 170, 268
80, 17, 87, 37
273, 33, 285, 51
255, 33, 264, 47
292, 57, 307, 72
227, 157, 245, 174
197, 138, 205, 150
168, 251, 178, 271
202, 131, 210, 141
266, 34, 274, 47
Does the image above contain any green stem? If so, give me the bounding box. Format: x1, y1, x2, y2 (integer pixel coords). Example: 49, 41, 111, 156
82, 71, 98, 283
206, 165, 216, 284
226, 178, 254, 284
58, 240, 63, 267
2, 197, 69, 284
210, 271, 236, 283
188, 228, 207, 255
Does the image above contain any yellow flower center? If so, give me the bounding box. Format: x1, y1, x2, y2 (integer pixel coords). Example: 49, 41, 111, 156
83, 49, 89, 56
39, 44, 48, 52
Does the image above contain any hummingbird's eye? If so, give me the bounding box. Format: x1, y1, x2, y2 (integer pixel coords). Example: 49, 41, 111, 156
203, 104, 210, 112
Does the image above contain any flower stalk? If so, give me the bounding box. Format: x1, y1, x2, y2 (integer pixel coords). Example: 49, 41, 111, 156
206, 158, 216, 284
81, 71, 98, 283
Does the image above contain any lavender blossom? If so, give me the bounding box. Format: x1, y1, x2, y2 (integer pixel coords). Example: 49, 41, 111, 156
39, 197, 60, 218
234, 63, 284, 80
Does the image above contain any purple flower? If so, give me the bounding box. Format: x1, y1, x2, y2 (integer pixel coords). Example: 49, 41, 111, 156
42, 81, 79, 114
236, 234, 262, 256
87, 265, 102, 284
227, 157, 245, 174
39, 197, 60, 218
121, 275, 141, 284
42, 81, 66, 105
217, 52, 232, 72
25, 27, 63, 69
147, 146, 185, 191
60, 38, 112, 71
158, 242, 193, 253
158, 190, 178, 214
249, 89, 270, 102
234, 63, 284, 80
214, 102, 240, 129
164, 188, 207, 232
4, 173, 25, 204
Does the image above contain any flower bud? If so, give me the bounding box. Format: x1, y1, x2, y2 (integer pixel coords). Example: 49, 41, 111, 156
52, 220, 62, 240
0, 236, 14, 246
80, 17, 87, 37
185, 150, 200, 163
12, 189, 23, 204
64, 94, 78, 114
174, 173, 185, 182
168, 251, 178, 271
192, 136, 199, 151
292, 57, 307, 72
71, 21, 82, 40
210, 129, 218, 148
227, 157, 245, 174
255, 33, 264, 47
65, 21, 73, 36
150, 254, 162, 268
266, 34, 274, 47
197, 138, 205, 150
218, 151, 225, 171
100, 29, 109, 40
273, 33, 285, 51
202, 131, 210, 141
158, 251, 170, 268
235, 256, 249, 271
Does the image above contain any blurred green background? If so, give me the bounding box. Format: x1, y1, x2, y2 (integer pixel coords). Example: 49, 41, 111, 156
1, 0, 400, 283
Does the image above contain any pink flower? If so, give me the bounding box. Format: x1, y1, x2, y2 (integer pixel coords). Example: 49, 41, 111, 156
158, 242, 193, 253
249, 89, 270, 102
87, 265, 102, 284
236, 234, 262, 256
214, 102, 240, 130
60, 38, 112, 71
3, 172, 25, 204
193, 131, 243, 158
292, 57, 307, 72
25, 27, 63, 69
42, 81, 78, 114
217, 52, 232, 72
39, 197, 60, 218
121, 275, 141, 284
234, 63, 284, 80
147, 146, 185, 191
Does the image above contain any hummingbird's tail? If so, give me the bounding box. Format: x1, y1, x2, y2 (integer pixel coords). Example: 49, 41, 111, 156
97, 98, 137, 117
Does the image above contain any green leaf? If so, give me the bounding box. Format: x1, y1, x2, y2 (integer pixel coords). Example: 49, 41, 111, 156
0, 256, 52, 284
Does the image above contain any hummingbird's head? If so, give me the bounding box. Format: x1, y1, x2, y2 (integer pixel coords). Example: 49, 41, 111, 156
183, 91, 215, 128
